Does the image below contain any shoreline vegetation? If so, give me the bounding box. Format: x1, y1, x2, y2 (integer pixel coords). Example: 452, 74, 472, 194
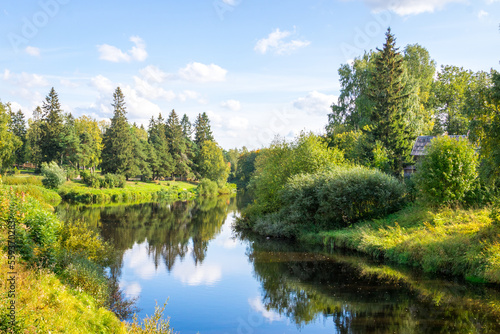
0, 184, 175, 333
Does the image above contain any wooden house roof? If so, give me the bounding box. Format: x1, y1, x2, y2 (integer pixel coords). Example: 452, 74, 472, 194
410, 135, 468, 156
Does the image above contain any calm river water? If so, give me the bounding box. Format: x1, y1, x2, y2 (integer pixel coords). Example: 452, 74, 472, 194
57, 196, 500, 333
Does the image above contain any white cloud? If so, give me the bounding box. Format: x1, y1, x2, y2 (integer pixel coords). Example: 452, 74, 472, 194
121, 281, 142, 298
125, 243, 158, 280
25, 46, 40, 56
228, 116, 249, 130
178, 62, 227, 82
90, 74, 115, 94
129, 36, 148, 62
248, 297, 283, 323
478, 9, 489, 18
172, 262, 222, 286
140, 65, 170, 83
206, 110, 223, 127
362, 0, 465, 16
292, 91, 336, 115
223, 0, 238, 4
221, 99, 241, 111
121, 85, 163, 119
255, 28, 310, 55
3, 69, 49, 88
486, 0, 499, 3
133, 76, 176, 101
98, 36, 148, 62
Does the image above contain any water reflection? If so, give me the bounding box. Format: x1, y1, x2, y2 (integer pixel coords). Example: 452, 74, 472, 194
245, 235, 500, 333
57, 197, 500, 333
57, 196, 236, 276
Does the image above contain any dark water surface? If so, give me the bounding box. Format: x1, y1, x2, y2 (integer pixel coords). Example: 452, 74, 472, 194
57, 196, 500, 333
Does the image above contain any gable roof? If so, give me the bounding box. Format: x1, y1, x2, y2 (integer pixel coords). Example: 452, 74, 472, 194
410, 135, 468, 156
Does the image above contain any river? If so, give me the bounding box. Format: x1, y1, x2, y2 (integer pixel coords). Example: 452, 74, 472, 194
56, 196, 500, 333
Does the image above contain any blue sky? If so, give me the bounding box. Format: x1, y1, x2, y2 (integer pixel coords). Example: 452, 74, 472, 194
1, 0, 499, 149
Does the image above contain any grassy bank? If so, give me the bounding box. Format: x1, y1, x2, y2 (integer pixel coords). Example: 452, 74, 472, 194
0, 186, 175, 333
59, 179, 197, 204
303, 204, 500, 283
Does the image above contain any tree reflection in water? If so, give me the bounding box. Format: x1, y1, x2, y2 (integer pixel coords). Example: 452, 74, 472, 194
57, 196, 236, 278
58, 197, 500, 333
244, 235, 500, 333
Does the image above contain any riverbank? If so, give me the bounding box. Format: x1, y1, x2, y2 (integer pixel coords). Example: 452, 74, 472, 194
301, 204, 500, 284
0, 185, 174, 333
59, 179, 197, 204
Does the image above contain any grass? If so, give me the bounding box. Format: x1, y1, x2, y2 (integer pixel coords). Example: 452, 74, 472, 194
306, 204, 500, 283
0, 177, 176, 333
59, 179, 197, 204
0, 251, 127, 333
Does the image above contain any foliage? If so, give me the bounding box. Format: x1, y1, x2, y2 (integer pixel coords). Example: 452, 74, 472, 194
366, 28, 418, 174
9, 108, 28, 165
0, 252, 126, 333
128, 302, 174, 334
197, 178, 219, 197
101, 87, 134, 177
247, 132, 344, 216
41, 161, 67, 189
327, 32, 436, 174
197, 140, 230, 183
58, 180, 196, 204
1, 175, 42, 186
318, 205, 500, 283
414, 136, 478, 206
247, 165, 406, 238
39, 87, 65, 164
194, 112, 214, 148
234, 150, 259, 189
0, 101, 22, 172
1, 188, 61, 266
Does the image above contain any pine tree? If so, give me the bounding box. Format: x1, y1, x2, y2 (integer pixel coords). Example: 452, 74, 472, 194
39, 87, 65, 163
367, 28, 413, 174
101, 87, 134, 177
181, 114, 192, 139
166, 110, 190, 179
148, 114, 174, 179
194, 112, 214, 148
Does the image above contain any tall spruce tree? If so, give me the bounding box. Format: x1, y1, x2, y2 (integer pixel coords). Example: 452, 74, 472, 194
367, 28, 413, 174
181, 114, 192, 139
194, 112, 214, 148
39, 87, 65, 163
148, 114, 174, 179
166, 110, 190, 179
101, 87, 134, 177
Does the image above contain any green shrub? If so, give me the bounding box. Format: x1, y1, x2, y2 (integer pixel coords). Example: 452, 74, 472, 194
1, 189, 61, 266
41, 162, 66, 189
80, 169, 91, 184
198, 178, 218, 197
286, 166, 406, 229
249, 132, 344, 215
246, 166, 406, 237
414, 136, 478, 206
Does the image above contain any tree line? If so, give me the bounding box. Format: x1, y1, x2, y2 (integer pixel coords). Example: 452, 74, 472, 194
326, 28, 500, 185
0, 86, 230, 184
